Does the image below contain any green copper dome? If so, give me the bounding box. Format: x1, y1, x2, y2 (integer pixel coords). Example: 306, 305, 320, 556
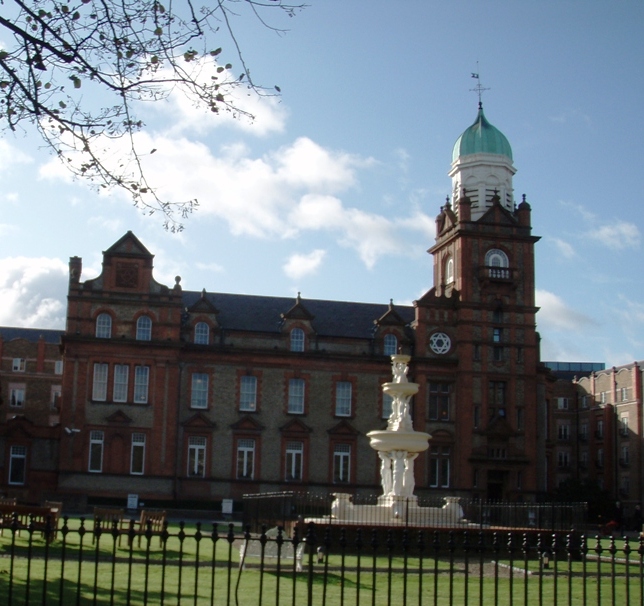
452, 104, 512, 162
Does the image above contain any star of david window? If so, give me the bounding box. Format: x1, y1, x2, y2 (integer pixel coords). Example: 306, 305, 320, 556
429, 332, 451, 355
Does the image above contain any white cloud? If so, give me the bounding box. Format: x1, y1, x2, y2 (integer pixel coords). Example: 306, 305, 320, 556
0, 257, 68, 328
551, 237, 576, 259
0, 140, 32, 172
283, 249, 326, 280
151, 60, 288, 137
588, 221, 640, 250
535, 289, 596, 332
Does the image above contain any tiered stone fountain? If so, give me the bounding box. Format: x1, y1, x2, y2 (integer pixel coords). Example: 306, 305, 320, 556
329, 354, 464, 526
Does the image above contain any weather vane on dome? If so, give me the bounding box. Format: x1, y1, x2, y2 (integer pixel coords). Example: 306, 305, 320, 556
470, 63, 490, 107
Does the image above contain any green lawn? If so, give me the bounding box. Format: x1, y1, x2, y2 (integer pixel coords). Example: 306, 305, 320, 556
0, 521, 641, 605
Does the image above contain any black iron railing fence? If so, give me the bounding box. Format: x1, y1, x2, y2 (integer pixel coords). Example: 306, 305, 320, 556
242, 492, 588, 534
1, 512, 640, 606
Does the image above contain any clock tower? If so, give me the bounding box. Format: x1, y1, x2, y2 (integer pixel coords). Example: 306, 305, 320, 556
412, 103, 544, 501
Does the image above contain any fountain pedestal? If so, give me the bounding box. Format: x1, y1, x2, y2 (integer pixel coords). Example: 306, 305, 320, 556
325, 355, 464, 527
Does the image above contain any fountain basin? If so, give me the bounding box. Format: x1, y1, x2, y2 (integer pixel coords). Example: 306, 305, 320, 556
367, 429, 431, 453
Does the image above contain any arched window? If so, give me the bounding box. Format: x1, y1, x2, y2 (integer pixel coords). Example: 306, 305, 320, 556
445, 257, 454, 284
136, 316, 152, 341
290, 328, 305, 352
96, 313, 112, 339
383, 334, 398, 356
194, 322, 209, 345
484, 249, 510, 279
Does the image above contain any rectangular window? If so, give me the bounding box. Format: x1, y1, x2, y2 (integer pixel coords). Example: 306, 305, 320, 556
516, 407, 524, 431
557, 451, 570, 469
493, 328, 502, 343
382, 393, 394, 419
9, 384, 25, 407
489, 381, 506, 407
596, 419, 604, 439
288, 378, 305, 414
12, 358, 25, 372
92, 363, 108, 401
191, 373, 209, 409
8, 445, 27, 485
285, 441, 303, 481
580, 422, 589, 440
50, 385, 62, 409
134, 366, 149, 403
236, 439, 255, 479
581, 395, 589, 409
429, 446, 450, 488
621, 387, 628, 402
558, 423, 570, 440
54, 360, 64, 375
188, 436, 206, 477
580, 451, 589, 467
88, 431, 104, 473
333, 444, 351, 483
335, 381, 352, 417
620, 415, 629, 436
428, 382, 451, 421
113, 365, 129, 402
493, 346, 504, 361
600, 391, 607, 405
239, 376, 257, 412
596, 448, 604, 467
556, 397, 569, 410
130, 433, 145, 475
621, 445, 630, 465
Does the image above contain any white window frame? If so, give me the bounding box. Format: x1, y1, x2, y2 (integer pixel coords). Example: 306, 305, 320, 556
285, 441, 303, 481
557, 423, 570, 441
188, 436, 206, 477
335, 381, 352, 417
191, 373, 209, 409
113, 364, 129, 403
136, 316, 152, 341
429, 446, 450, 488
50, 385, 62, 409
288, 378, 305, 414
239, 376, 257, 412
89, 431, 104, 473
54, 360, 64, 375
8, 445, 27, 485
134, 366, 149, 403
620, 415, 629, 436
383, 334, 398, 356
557, 451, 570, 468
445, 256, 454, 284
290, 328, 305, 352
236, 438, 255, 479
130, 433, 146, 475
95, 313, 112, 339
194, 322, 209, 345
556, 397, 569, 410
92, 363, 108, 401
621, 387, 629, 402
333, 444, 351, 484
9, 384, 25, 407
12, 358, 25, 372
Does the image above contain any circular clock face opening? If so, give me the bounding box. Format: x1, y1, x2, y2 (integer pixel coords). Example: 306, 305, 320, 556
429, 332, 451, 355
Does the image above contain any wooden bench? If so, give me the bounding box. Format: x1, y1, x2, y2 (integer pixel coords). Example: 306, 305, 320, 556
93, 507, 127, 544
130, 510, 167, 547
0, 504, 60, 542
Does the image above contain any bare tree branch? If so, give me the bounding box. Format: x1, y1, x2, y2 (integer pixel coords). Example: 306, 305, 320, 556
0, 0, 305, 231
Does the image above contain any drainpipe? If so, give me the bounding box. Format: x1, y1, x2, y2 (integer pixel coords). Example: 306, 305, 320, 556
173, 362, 185, 504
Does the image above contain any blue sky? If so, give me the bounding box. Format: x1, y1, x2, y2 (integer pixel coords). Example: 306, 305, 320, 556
1, 1, 643, 365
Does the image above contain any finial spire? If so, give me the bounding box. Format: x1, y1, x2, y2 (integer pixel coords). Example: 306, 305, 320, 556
470, 63, 490, 107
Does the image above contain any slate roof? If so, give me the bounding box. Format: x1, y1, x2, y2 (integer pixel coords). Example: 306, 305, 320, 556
0, 327, 63, 344
182, 291, 415, 339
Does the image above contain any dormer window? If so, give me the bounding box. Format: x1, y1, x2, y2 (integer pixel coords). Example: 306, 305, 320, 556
383, 334, 398, 356
136, 316, 152, 341
484, 249, 509, 279
445, 257, 454, 284
290, 328, 305, 352
96, 313, 112, 339
194, 322, 209, 345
